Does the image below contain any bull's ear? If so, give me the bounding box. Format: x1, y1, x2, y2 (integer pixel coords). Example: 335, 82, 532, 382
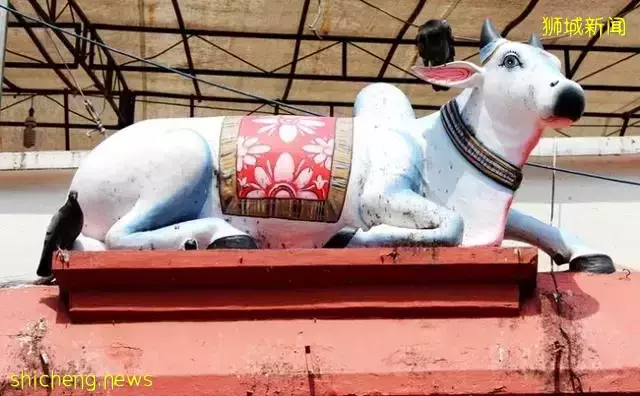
411, 61, 484, 89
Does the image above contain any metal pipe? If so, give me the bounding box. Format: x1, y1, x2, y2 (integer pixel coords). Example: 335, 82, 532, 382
0, 0, 7, 109
86, 23, 640, 53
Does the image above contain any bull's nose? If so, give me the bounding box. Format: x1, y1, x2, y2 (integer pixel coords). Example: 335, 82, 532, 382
552, 86, 585, 121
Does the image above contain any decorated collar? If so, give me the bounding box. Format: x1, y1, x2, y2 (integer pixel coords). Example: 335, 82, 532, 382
440, 99, 523, 191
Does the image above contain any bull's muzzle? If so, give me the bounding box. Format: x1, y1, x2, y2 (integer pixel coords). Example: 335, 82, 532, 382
552, 83, 585, 122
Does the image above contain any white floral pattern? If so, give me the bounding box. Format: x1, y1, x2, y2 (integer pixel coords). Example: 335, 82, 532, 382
234, 115, 338, 203
313, 175, 327, 191
236, 136, 270, 172
252, 116, 325, 143
243, 153, 318, 199
302, 137, 334, 169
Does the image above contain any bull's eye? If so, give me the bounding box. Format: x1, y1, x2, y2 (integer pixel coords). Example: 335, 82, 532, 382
500, 53, 523, 69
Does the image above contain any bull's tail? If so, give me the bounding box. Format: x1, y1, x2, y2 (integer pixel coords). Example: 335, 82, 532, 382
37, 191, 83, 277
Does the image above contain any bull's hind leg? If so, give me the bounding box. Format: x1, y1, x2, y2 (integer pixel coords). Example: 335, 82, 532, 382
105, 213, 254, 250
114, 218, 253, 250
101, 126, 256, 250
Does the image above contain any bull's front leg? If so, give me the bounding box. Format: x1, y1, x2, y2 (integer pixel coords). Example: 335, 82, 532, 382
347, 187, 464, 248
504, 208, 615, 273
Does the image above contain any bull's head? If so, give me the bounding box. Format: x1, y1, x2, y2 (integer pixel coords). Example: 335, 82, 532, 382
411, 19, 585, 128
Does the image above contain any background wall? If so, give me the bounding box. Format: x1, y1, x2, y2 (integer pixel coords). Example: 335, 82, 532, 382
1, 154, 639, 285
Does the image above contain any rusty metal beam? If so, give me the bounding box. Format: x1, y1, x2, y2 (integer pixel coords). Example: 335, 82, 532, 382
377, 0, 426, 78
619, 115, 630, 136
6, 87, 640, 122
80, 22, 638, 53
501, 0, 540, 36
63, 89, 70, 149
0, 0, 7, 109
80, 63, 640, 92
280, 0, 312, 101
568, 0, 640, 78
8, 1, 76, 91
2, 76, 18, 90
171, 0, 201, 99
49, 0, 56, 20
619, 102, 640, 136
25, 0, 122, 122
65, 0, 128, 92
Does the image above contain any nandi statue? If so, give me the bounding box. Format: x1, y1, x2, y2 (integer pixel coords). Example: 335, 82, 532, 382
38, 19, 615, 277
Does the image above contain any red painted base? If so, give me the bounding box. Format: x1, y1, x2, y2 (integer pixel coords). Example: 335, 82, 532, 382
51, 247, 537, 322
1, 273, 638, 395
67, 284, 521, 322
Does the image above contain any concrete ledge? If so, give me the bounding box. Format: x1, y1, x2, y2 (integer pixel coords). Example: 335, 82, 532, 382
2, 136, 640, 171
0, 151, 89, 171
530, 136, 640, 158
1, 273, 638, 395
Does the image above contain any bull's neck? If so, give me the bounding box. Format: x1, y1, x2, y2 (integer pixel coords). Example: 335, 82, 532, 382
453, 88, 542, 168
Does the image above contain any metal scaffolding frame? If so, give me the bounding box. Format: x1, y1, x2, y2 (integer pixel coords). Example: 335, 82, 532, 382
1, 0, 639, 148
170, 0, 200, 100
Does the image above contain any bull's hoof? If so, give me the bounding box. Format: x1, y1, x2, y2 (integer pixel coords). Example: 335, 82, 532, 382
183, 238, 198, 250
207, 235, 258, 249
569, 254, 615, 274
323, 227, 358, 248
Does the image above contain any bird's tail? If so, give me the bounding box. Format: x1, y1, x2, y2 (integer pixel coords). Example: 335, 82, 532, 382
37, 192, 83, 277
37, 236, 57, 277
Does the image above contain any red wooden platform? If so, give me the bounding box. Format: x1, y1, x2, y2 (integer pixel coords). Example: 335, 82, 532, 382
1, 272, 638, 395
51, 247, 538, 322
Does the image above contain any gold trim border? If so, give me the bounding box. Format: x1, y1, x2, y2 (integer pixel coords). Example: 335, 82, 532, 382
218, 116, 354, 223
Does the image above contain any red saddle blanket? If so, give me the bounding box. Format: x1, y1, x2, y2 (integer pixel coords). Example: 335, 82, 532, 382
219, 115, 353, 222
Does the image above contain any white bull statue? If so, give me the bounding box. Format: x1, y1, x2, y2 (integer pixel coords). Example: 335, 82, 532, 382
37, 19, 615, 277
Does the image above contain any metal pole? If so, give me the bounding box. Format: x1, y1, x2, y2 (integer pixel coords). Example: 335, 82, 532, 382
0, 0, 9, 110
64, 90, 70, 150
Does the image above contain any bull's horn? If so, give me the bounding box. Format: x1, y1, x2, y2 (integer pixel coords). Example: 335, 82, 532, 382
528, 33, 543, 49
480, 18, 501, 49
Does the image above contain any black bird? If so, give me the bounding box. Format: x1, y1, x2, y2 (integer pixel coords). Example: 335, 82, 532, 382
37, 190, 84, 277
416, 19, 456, 92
